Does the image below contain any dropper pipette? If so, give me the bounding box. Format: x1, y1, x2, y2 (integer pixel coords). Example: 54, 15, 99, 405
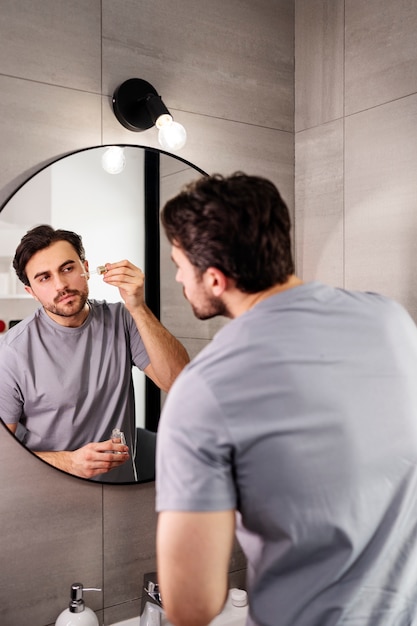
80, 265, 107, 277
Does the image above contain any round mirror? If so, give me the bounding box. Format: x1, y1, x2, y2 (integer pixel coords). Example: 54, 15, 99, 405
0, 145, 206, 484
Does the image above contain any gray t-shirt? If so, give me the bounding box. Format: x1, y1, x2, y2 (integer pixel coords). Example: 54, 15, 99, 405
156, 282, 417, 626
0, 299, 150, 482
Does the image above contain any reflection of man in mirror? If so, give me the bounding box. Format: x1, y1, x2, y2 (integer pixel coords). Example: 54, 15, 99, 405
156, 173, 417, 626
0, 224, 189, 482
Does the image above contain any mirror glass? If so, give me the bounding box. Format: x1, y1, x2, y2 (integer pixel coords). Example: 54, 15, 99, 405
0, 145, 206, 484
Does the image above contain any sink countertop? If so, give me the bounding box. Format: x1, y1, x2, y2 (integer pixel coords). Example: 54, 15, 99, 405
110, 589, 248, 626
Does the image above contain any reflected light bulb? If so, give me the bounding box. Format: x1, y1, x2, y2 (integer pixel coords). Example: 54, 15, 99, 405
157, 119, 187, 151
101, 146, 126, 174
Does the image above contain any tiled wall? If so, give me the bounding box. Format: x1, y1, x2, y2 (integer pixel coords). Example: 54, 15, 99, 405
0, 1, 294, 624
295, 0, 417, 320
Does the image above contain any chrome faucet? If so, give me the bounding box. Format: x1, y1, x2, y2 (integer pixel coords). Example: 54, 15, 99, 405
144, 579, 163, 607
140, 573, 164, 626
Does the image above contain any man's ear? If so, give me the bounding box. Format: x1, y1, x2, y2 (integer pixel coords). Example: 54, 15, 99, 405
205, 267, 228, 296
24, 285, 38, 302
82, 260, 90, 279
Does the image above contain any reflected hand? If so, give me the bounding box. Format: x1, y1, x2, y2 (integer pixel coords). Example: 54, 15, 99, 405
69, 439, 130, 478
102, 260, 145, 312
36, 439, 130, 479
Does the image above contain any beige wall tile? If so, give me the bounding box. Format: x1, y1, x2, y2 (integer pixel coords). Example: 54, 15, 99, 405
0, 425, 103, 626
295, 119, 344, 286
181, 116, 295, 211
0, 76, 102, 208
103, 483, 157, 609
345, 94, 417, 319
102, 0, 294, 131
295, 0, 417, 321
345, 0, 417, 115
295, 0, 344, 131
0, 0, 101, 92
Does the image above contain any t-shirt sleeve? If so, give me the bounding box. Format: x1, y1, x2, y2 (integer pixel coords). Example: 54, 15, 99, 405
0, 343, 23, 424
156, 367, 237, 512
124, 309, 151, 370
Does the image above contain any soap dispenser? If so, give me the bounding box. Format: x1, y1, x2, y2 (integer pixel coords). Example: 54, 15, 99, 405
55, 582, 100, 626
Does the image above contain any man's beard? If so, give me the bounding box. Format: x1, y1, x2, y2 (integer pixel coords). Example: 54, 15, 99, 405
44, 287, 88, 318
190, 292, 230, 320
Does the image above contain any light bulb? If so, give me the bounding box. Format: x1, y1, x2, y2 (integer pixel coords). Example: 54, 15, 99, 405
101, 146, 126, 174
158, 120, 187, 151
155, 113, 173, 129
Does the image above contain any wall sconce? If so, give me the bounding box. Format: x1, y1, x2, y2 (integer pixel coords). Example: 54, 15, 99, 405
112, 78, 187, 152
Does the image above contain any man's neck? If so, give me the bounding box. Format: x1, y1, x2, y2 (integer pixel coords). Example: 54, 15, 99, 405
227, 275, 304, 318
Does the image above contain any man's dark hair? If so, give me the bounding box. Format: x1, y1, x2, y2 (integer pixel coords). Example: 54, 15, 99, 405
13, 224, 86, 286
161, 172, 294, 293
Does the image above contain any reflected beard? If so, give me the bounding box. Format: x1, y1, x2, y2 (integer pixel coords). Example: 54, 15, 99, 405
45, 288, 89, 318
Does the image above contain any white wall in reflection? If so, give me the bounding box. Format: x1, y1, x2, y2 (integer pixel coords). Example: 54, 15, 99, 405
0, 146, 146, 426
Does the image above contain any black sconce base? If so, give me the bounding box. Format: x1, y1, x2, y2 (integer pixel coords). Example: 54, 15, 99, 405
112, 78, 158, 132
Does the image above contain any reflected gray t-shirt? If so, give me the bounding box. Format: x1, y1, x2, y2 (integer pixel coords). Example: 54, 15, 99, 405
156, 282, 417, 626
0, 299, 150, 482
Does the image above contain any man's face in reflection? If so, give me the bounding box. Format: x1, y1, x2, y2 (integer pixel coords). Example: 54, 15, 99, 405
24, 240, 90, 326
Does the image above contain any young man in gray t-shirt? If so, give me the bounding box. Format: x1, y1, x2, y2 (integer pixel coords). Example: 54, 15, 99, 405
156, 173, 417, 626
0, 224, 189, 482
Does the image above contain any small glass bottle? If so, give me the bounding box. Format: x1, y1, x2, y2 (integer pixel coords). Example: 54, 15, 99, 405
111, 428, 126, 454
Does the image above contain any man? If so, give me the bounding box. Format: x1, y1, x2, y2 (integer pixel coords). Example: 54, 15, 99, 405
156, 173, 417, 626
0, 224, 189, 482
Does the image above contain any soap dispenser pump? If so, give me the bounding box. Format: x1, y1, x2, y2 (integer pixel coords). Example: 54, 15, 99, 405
55, 582, 101, 626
